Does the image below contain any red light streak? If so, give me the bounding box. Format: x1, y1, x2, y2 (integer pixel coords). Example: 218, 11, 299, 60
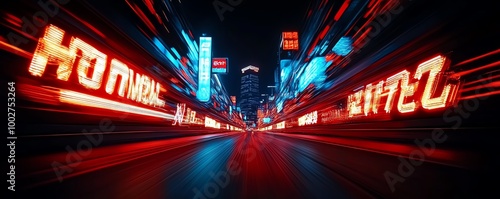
451, 61, 500, 78
464, 74, 500, 86
363, 0, 381, 18
125, 0, 158, 34
0, 40, 32, 59
318, 25, 330, 40
453, 49, 500, 67
58, 6, 106, 38
4, 13, 22, 27
59, 89, 173, 120
334, 0, 350, 21
323, 6, 334, 24
353, 26, 372, 48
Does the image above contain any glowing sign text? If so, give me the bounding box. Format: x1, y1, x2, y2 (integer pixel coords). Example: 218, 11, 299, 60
28, 24, 165, 107
282, 31, 299, 50
212, 57, 228, 74
348, 55, 458, 117
205, 117, 219, 129
298, 111, 318, 126
276, 121, 286, 129
173, 103, 197, 126
197, 37, 212, 102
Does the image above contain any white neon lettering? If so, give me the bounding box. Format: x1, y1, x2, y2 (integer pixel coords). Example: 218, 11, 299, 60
347, 55, 458, 117
28, 24, 166, 108
173, 103, 186, 125
190, 110, 196, 123
140, 75, 151, 104
364, 83, 374, 116
348, 90, 363, 116
397, 70, 416, 113
127, 70, 142, 102
106, 59, 129, 97
372, 81, 384, 114
29, 24, 72, 80
72, 38, 107, 90
414, 55, 453, 110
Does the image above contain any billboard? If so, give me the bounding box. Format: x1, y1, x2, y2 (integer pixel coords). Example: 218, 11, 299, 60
197, 37, 212, 102
212, 57, 228, 74
282, 31, 299, 50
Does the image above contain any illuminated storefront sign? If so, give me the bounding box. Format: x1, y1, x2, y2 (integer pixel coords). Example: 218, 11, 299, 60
347, 55, 459, 117
320, 107, 346, 123
276, 121, 286, 129
282, 31, 299, 50
298, 111, 318, 126
28, 24, 166, 108
173, 103, 186, 125
204, 116, 219, 128
173, 103, 197, 126
197, 37, 212, 102
212, 57, 228, 74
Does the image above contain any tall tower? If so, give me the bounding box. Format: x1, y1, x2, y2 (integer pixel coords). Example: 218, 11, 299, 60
240, 65, 260, 127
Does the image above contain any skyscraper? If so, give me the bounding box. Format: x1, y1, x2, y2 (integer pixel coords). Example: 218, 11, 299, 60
240, 65, 260, 127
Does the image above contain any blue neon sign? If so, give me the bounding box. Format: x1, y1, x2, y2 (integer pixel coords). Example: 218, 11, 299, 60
197, 37, 212, 102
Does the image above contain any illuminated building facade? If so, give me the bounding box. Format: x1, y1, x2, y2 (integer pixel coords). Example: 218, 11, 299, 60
240, 65, 260, 126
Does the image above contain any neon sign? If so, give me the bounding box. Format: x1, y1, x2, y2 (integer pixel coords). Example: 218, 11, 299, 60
276, 121, 286, 129
212, 57, 228, 74
347, 55, 459, 117
173, 103, 186, 125
28, 24, 165, 107
282, 32, 299, 50
298, 111, 318, 126
173, 103, 197, 125
204, 117, 219, 128
197, 37, 212, 102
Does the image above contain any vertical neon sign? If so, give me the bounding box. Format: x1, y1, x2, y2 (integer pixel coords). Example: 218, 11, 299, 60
197, 37, 212, 102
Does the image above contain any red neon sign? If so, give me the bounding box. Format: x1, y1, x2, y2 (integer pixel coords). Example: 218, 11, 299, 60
347, 55, 459, 117
212, 57, 228, 73
282, 31, 299, 50
28, 24, 165, 108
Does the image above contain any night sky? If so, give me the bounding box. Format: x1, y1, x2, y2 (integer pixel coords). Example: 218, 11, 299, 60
180, 0, 311, 98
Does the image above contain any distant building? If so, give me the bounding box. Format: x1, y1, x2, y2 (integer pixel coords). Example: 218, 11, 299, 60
240, 65, 260, 127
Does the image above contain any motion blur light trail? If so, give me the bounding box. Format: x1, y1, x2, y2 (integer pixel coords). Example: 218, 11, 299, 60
59, 89, 174, 120
17, 130, 491, 199
2, 0, 499, 198
18, 133, 234, 190
16, 132, 370, 199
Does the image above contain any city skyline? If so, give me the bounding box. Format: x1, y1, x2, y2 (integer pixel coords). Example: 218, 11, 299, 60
181, 0, 310, 98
